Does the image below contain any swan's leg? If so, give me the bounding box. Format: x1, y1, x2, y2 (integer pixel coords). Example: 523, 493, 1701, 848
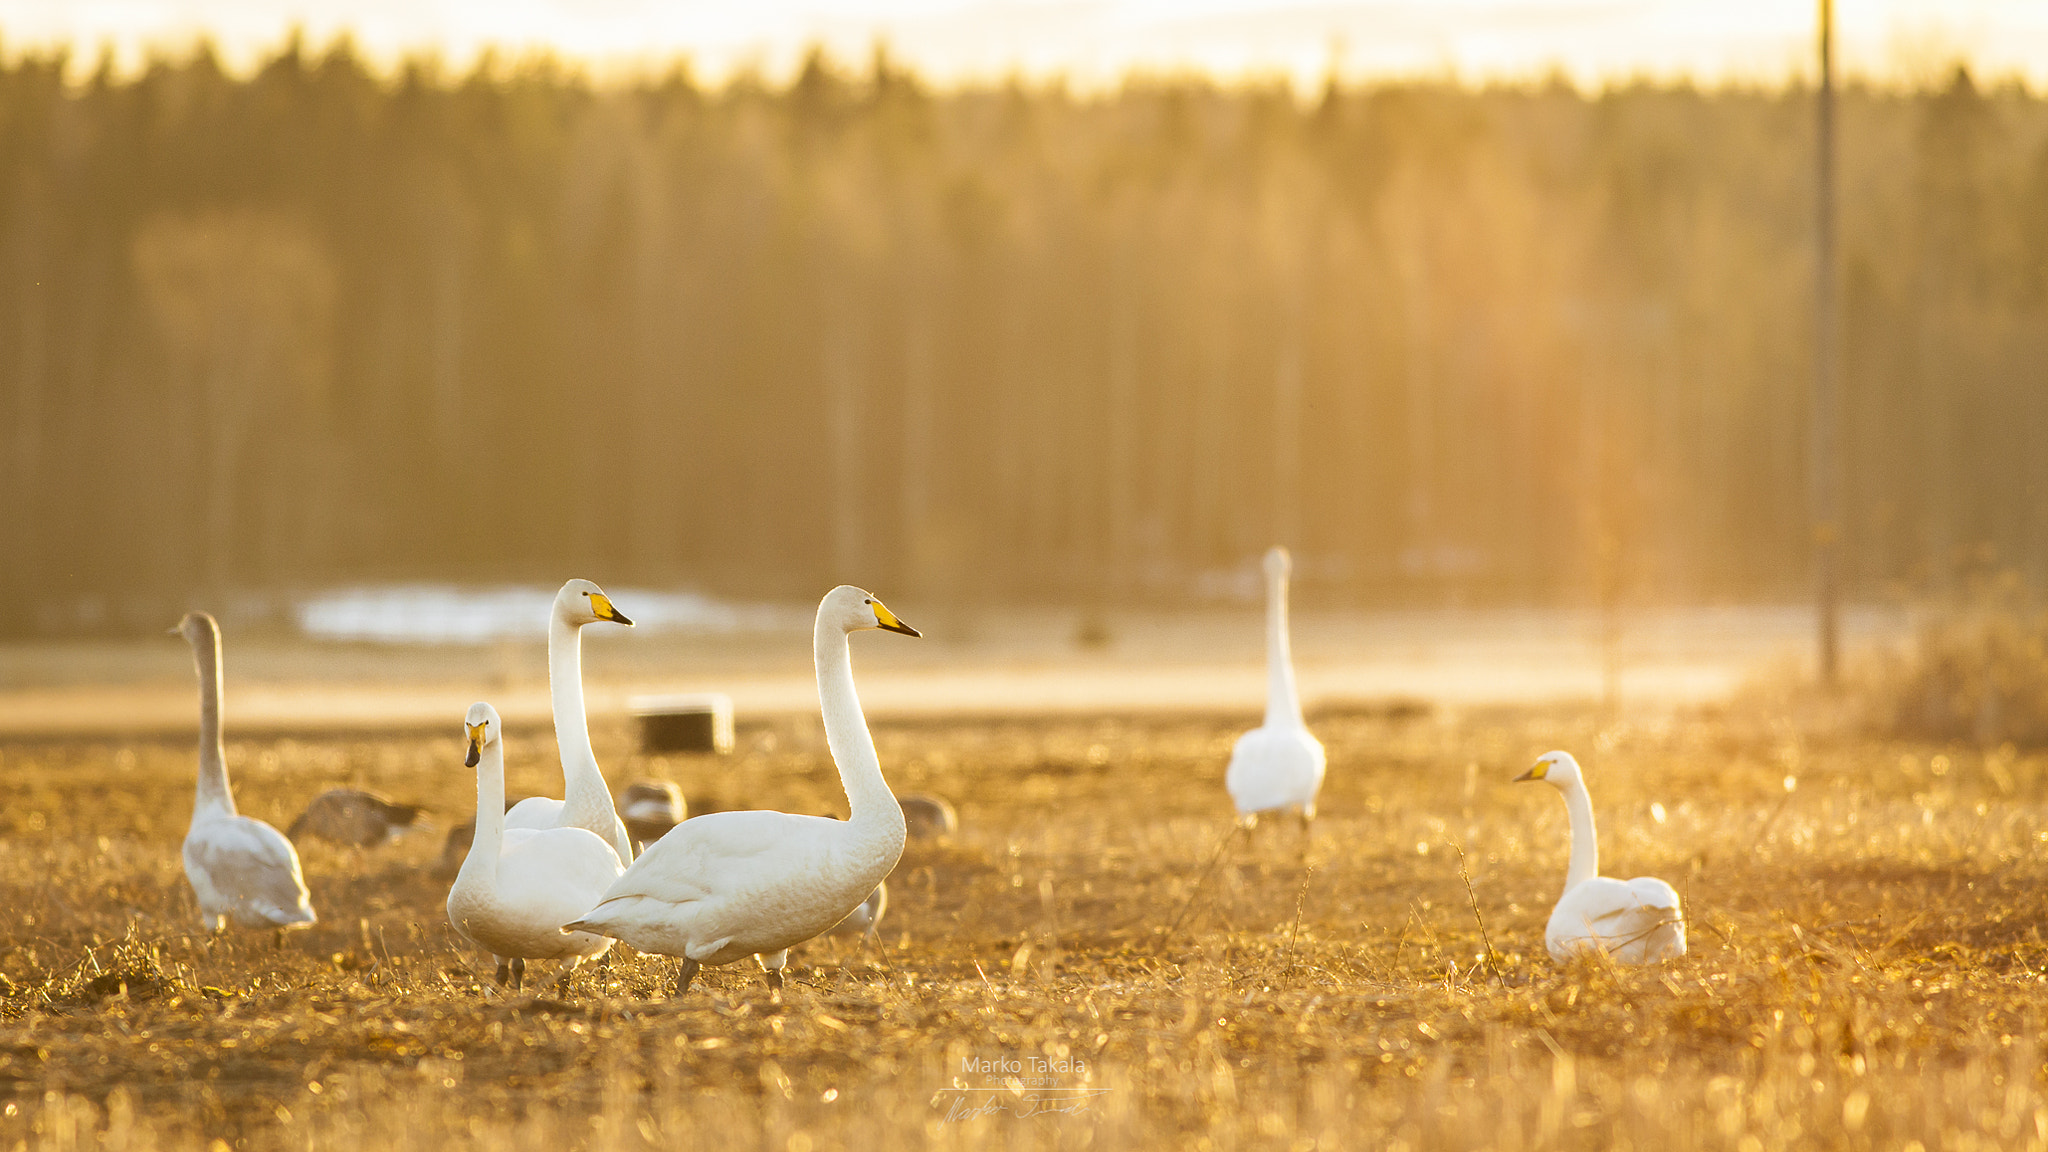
495, 957, 512, 987
672, 958, 701, 997
757, 949, 789, 991
553, 956, 582, 997
510, 957, 526, 992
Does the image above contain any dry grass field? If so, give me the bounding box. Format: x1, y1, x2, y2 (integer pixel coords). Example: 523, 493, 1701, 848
2, 695, 2046, 1150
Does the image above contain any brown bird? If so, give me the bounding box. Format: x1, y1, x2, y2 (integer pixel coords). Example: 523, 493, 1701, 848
620, 780, 687, 853
286, 789, 424, 848
898, 793, 958, 839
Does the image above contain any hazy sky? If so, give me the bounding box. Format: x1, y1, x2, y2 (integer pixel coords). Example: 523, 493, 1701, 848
2, 1, 2045, 90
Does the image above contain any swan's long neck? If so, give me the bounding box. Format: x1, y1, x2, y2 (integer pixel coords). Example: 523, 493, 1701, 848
1263, 567, 1305, 729
547, 613, 608, 819
188, 625, 235, 822
815, 620, 905, 848
460, 738, 507, 889
1560, 778, 1600, 894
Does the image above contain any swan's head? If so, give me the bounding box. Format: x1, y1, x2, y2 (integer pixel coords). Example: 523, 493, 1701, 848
170, 611, 219, 645
820, 585, 921, 638
555, 579, 633, 628
1263, 546, 1292, 580
463, 702, 502, 768
1515, 750, 1584, 788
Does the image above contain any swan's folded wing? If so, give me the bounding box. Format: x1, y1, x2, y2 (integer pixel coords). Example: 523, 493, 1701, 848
1584, 879, 1680, 944
590, 811, 806, 906
188, 820, 313, 921
1625, 877, 1682, 914
503, 796, 567, 832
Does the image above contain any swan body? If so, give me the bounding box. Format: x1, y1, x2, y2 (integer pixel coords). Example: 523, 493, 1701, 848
1224, 547, 1326, 821
503, 579, 635, 865
1516, 751, 1686, 965
564, 586, 919, 994
447, 702, 622, 993
288, 789, 423, 847
175, 612, 316, 932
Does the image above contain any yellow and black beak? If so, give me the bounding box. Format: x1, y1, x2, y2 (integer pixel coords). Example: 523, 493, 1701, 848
465, 723, 486, 768
589, 592, 633, 627
872, 598, 921, 638
1514, 762, 1548, 782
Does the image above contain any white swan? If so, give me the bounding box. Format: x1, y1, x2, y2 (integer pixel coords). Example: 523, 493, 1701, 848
564, 586, 920, 995
447, 702, 623, 994
1224, 547, 1326, 825
1515, 751, 1686, 965
174, 612, 316, 932
503, 579, 635, 865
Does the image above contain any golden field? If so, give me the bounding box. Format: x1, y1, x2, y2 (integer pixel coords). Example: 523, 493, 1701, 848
1, 695, 2045, 1150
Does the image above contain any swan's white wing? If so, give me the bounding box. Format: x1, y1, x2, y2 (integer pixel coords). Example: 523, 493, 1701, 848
1548, 876, 1684, 965
1623, 876, 1687, 961
503, 796, 567, 832
504, 795, 633, 865
185, 817, 315, 928
566, 810, 853, 961
592, 810, 818, 905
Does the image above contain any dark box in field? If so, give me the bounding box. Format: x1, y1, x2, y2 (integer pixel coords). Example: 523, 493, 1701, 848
630, 693, 734, 754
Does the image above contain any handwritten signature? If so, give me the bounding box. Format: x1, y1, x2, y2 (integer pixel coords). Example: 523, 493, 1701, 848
934, 1091, 1110, 1123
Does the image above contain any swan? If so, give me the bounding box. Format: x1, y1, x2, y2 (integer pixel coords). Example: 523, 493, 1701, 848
619, 779, 686, 852
287, 789, 423, 848
564, 586, 920, 996
447, 702, 623, 994
174, 612, 316, 933
503, 579, 635, 865
1515, 751, 1686, 965
1224, 547, 1326, 826
898, 793, 958, 839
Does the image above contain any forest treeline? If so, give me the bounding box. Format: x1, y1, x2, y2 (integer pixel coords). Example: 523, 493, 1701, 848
3, 41, 2047, 635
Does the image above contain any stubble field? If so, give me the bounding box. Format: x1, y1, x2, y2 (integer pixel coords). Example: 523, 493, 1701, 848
2, 697, 2046, 1150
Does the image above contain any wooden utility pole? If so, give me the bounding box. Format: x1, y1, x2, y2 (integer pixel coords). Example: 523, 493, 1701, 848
1814, 0, 1842, 685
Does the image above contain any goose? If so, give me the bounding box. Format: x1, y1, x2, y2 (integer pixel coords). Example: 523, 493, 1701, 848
564, 586, 920, 996
447, 702, 623, 994
1515, 751, 1686, 965
173, 612, 316, 933
287, 789, 424, 848
1224, 547, 1326, 828
619, 779, 686, 852
898, 793, 958, 839
503, 579, 635, 865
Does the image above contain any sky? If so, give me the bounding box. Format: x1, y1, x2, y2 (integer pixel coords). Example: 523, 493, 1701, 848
1, 1, 2045, 91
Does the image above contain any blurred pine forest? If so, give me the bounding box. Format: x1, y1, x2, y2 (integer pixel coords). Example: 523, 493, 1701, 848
4, 42, 2047, 635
